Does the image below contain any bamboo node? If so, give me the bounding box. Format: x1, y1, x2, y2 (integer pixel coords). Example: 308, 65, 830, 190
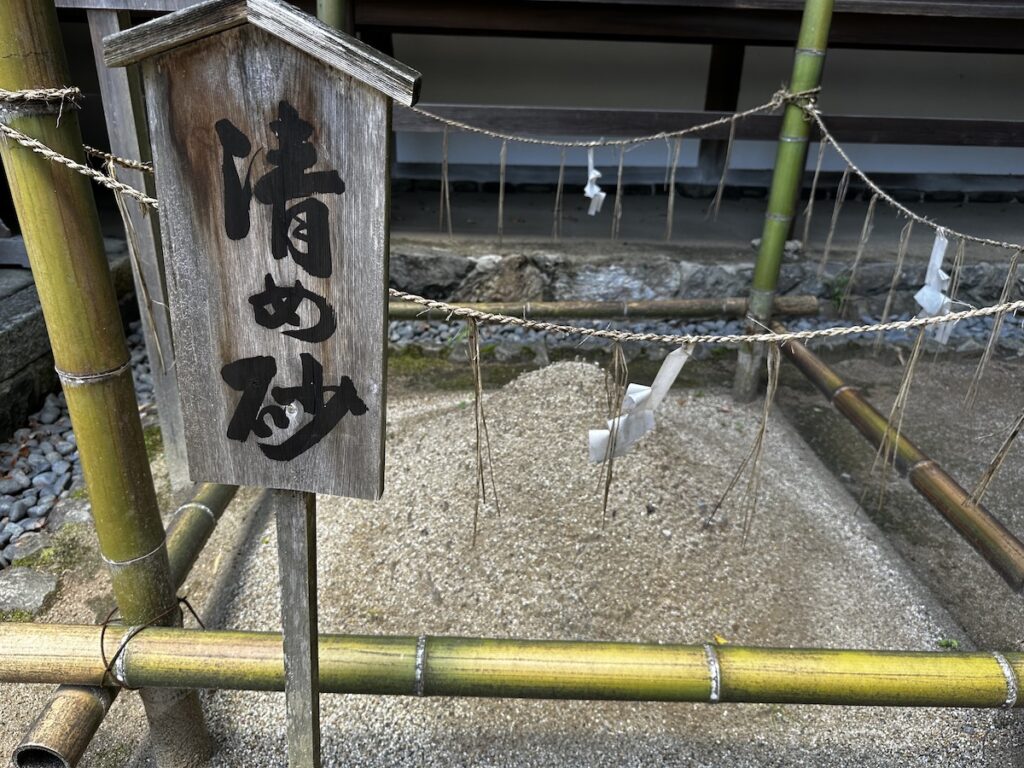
993, 652, 1019, 709
703, 644, 722, 703
100, 536, 167, 570
176, 502, 217, 524
55, 360, 132, 387
414, 635, 428, 696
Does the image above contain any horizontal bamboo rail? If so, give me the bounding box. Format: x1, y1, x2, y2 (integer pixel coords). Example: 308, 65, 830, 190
14, 483, 238, 768
387, 296, 820, 321
1, 625, 1020, 709
778, 333, 1024, 592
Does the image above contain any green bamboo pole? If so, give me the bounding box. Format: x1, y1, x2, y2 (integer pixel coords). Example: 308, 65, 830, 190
317, 0, 354, 33
387, 296, 820, 321
0, 3, 211, 765
733, 0, 834, 402
0, 624, 1020, 709
14, 485, 238, 768
778, 334, 1024, 591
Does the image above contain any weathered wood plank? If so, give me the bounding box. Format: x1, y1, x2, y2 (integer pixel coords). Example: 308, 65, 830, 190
274, 489, 321, 768
394, 104, 1024, 147
88, 9, 191, 496
103, 0, 247, 67
58, 0, 199, 11
144, 24, 388, 498
248, 0, 420, 106
103, 0, 420, 105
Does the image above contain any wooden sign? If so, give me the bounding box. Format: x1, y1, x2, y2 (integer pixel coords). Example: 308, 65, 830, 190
104, 0, 420, 499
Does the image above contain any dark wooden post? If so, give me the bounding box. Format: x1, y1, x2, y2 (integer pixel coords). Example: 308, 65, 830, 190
697, 43, 745, 188
86, 9, 191, 498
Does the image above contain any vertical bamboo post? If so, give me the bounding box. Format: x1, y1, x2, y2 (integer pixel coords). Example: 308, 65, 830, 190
0, 3, 212, 766
733, 0, 834, 402
317, 0, 354, 35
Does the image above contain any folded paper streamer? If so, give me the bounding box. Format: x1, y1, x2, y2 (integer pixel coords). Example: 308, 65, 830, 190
584, 148, 606, 216
589, 346, 692, 462
913, 229, 954, 344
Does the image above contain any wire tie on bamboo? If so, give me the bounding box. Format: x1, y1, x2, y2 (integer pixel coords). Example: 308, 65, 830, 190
99, 535, 168, 571
414, 635, 428, 696
765, 212, 792, 223
54, 360, 132, 387
702, 644, 722, 703
99, 597, 206, 689
992, 652, 1020, 709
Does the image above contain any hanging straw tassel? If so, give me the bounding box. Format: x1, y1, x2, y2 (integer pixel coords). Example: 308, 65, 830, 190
438, 126, 453, 238
800, 139, 828, 249
870, 327, 926, 511
874, 220, 914, 351
703, 342, 781, 544
817, 165, 851, 277
664, 138, 682, 241
552, 148, 565, 241
611, 146, 625, 240
600, 342, 629, 523
965, 250, 1021, 409
948, 237, 967, 302
706, 118, 735, 222
971, 406, 1024, 505
497, 139, 508, 245
839, 193, 879, 314
467, 319, 500, 544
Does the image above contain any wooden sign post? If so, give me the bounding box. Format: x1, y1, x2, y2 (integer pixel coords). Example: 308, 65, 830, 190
104, 2, 420, 764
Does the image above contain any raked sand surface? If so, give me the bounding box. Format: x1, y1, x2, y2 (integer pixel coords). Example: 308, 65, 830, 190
2, 361, 1019, 766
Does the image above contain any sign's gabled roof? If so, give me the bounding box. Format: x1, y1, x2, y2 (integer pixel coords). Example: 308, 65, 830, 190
102, 0, 421, 106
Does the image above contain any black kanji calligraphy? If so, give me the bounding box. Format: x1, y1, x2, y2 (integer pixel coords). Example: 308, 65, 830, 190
221, 353, 366, 462
249, 273, 337, 343
215, 100, 344, 277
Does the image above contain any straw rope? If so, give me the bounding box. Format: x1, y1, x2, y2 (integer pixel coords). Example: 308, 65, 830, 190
389, 289, 1024, 347
405, 88, 819, 149
0, 86, 81, 105
803, 105, 1024, 252
84, 144, 154, 173
0, 122, 158, 208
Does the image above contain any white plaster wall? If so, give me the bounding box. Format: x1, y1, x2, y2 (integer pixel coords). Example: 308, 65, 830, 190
392, 35, 1024, 177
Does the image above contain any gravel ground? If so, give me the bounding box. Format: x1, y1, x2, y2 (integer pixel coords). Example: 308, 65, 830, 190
159, 362, 1016, 767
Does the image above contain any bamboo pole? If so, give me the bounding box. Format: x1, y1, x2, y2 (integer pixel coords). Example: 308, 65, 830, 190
779, 335, 1024, 592
0, 4, 211, 765
0, 624, 1020, 709
13, 484, 238, 768
387, 296, 819, 321
733, 0, 834, 402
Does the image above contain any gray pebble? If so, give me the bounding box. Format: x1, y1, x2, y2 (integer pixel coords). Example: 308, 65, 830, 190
37, 405, 60, 425
51, 459, 71, 476
4, 522, 25, 539
54, 441, 75, 456
44, 451, 61, 464
0, 479, 24, 496
27, 503, 50, 519
8, 501, 27, 523
31, 472, 56, 489
26, 454, 50, 473
52, 473, 71, 493
21, 518, 47, 532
